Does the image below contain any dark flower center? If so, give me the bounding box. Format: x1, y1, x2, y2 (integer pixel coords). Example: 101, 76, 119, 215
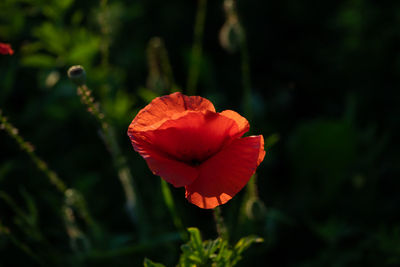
189, 159, 202, 166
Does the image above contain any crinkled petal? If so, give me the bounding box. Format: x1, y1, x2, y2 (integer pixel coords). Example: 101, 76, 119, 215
133, 142, 199, 187
220, 110, 250, 138
129, 111, 242, 187
185, 135, 265, 209
129, 92, 215, 132
138, 111, 240, 162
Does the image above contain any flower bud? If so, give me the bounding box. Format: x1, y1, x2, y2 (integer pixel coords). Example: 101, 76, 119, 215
68, 65, 86, 86
245, 198, 267, 221
219, 18, 244, 53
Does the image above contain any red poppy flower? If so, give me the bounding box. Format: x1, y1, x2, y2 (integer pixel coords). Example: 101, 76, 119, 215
127, 92, 265, 209
0, 43, 14, 55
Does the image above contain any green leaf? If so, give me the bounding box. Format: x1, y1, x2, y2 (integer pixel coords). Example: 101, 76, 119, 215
187, 227, 204, 258
265, 133, 280, 148
21, 54, 56, 68
215, 240, 228, 262
231, 236, 263, 265
138, 87, 160, 102
234, 235, 263, 255
160, 179, 185, 238
204, 238, 222, 257
143, 258, 166, 267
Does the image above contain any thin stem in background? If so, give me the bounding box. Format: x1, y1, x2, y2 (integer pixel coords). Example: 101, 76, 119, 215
0, 220, 43, 265
99, 0, 110, 68
160, 179, 187, 240
146, 38, 186, 239
147, 37, 176, 93
234, 0, 259, 205
187, 0, 207, 95
68, 66, 149, 241
0, 110, 67, 193
220, 0, 263, 221
240, 31, 253, 121
213, 207, 229, 241
0, 110, 98, 247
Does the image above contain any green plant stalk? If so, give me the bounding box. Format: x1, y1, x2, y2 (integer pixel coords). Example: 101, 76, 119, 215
0, 111, 66, 193
76, 84, 149, 240
187, 0, 207, 95
0, 221, 43, 265
160, 179, 187, 240
234, 3, 261, 205
146, 39, 185, 238
213, 207, 229, 241
99, 0, 110, 68
240, 32, 253, 121
159, 42, 176, 92
0, 110, 98, 237
147, 37, 176, 93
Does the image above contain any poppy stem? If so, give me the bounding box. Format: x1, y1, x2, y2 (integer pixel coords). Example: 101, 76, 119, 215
213, 207, 229, 240
234, 1, 265, 214
160, 179, 188, 240
187, 0, 207, 95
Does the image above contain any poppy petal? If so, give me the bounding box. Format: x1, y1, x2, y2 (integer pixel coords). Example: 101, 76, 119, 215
0, 43, 13, 55
130, 92, 215, 132
133, 143, 199, 187
220, 110, 250, 138
129, 111, 242, 187
185, 135, 265, 209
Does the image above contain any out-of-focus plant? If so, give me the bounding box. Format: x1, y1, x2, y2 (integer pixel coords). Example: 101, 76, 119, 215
0, 110, 99, 261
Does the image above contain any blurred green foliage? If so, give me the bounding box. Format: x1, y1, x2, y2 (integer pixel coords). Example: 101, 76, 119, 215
1, 0, 400, 266
146, 227, 262, 267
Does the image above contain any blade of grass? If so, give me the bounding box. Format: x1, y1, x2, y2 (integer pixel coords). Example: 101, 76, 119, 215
160, 179, 187, 240
68, 66, 149, 241
187, 0, 208, 95
0, 110, 99, 242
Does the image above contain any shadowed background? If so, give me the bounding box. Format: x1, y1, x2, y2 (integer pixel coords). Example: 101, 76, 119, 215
1, 0, 399, 266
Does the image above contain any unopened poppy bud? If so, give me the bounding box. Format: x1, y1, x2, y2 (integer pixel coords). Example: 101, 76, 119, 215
68, 65, 86, 86
223, 0, 235, 14
219, 19, 244, 53
149, 36, 162, 49
245, 198, 267, 221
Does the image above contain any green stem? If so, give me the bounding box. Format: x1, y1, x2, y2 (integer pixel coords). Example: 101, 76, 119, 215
99, 0, 110, 68
0, 221, 44, 265
0, 110, 98, 241
160, 179, 187, 240
187, 0, 207, 95
0, 111, 67, 193
240, 32, 253, 121
76, 84, 149, 240
213, 207, 229, 241
147, 37, 176, 93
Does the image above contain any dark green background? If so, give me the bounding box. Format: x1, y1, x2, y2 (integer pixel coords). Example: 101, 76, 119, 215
1, 0, 399, 266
